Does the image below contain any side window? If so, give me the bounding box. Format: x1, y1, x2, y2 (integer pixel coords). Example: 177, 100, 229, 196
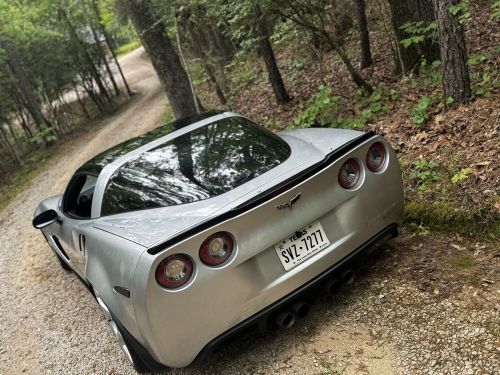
63, 174, 98, 218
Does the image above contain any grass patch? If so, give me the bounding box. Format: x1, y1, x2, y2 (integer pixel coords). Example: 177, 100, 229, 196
0, 147, 65, 212
404, 200, 500, 239
116, 40, 141, 58
450, 255, 476, 270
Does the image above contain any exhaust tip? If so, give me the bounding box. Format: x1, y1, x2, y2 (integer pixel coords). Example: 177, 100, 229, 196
291, 302, 311, 319
342, 269, 356, 285
274, 311, 297, 329
324, 278, 342, 295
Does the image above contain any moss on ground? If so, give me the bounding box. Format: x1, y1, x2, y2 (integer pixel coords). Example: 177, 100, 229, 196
404, 200, 499, 240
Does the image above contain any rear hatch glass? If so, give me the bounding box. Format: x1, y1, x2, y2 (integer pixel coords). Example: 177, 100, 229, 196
101, 117, 291, 216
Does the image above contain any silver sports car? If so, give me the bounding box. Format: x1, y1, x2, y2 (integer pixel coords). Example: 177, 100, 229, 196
33, 111, 404, 372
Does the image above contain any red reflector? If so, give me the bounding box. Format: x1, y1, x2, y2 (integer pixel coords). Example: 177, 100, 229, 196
366, 142, 386, 172
155, 254, 193, 289
338, 159, 360, 189
199, 232, 234, 266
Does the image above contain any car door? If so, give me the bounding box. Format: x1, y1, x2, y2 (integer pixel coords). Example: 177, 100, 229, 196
48, 173, 97, 278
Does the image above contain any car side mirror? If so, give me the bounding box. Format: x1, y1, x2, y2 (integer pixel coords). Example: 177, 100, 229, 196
32, 209, 59, 229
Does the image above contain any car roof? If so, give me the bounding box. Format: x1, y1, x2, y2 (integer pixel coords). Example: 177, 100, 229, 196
76, 110, 224, 176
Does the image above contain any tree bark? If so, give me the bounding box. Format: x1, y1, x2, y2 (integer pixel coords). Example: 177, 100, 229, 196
60, 9, 113, 111
0, 39, 55, 145
126, 0, 198, 120
72, 80, 91, 119
387, 0, 440, 74
178, 14, 228, 106
91, 0, 133, 98
254, 5, 291, 105
90, 26, 121, 97
434, 0, 471, 103
353, 0, 372, 68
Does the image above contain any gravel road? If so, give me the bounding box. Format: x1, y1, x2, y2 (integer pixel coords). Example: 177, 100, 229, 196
0, 48, 498, 375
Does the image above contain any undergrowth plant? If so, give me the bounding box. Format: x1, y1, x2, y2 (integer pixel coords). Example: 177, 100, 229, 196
400, 21, 437, 49
408, 159, 441, 191
292, 84, 393, 129
292, 85, 343, 128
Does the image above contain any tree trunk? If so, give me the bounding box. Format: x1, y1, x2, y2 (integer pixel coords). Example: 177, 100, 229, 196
434, 0, 471, 103
0, 39, 55, 145
336, 46, 374, 93
90, 26, 121, 97
387, 0, 439, 74
0, 125, 22, 166
91, 0, 133, 98
60, 9, 113, 111
184, 22, 227, 105
72, 80, 91, 119
126, 0, 198, 120
354, 0, 372, 68
16, 110, 33, 140
254, 5, 291, 104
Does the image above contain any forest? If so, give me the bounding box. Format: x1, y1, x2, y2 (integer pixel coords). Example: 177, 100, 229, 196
0, 1, 499, 374
1, 0, 498, 238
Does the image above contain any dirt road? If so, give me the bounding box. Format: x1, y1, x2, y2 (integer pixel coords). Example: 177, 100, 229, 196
0, 48, 498, 375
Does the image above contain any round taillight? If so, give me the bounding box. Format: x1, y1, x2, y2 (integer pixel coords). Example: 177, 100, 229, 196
155, 254, 193, 289
366, 142, 386, 172
200, 232, 234, 266
338, 159, 360, 189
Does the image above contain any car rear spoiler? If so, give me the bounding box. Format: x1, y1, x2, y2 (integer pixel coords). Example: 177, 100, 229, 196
147, 131, 376, 255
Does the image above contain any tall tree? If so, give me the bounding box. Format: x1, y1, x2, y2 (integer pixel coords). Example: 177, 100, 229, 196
353, 0, 372, 68
125, 0, 198, 120
271, 0, 373, 93
434, 0, 471, 103
90, 0, 133, 98
0, 39, 55, 145
387, 0, 440, 74
253, 5, 291, 104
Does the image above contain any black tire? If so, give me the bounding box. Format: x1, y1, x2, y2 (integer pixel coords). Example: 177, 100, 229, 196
113, 318, 168, 373
54, 252, 72, 271
92, 288, 167, 374
117, 328, 153, 374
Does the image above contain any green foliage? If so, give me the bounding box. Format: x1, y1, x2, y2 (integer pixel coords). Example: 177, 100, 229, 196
405, 200, 500, 237
467, 51, 499, 99
116, 40, 141, 57
408, 222, 430, 237
409, 160, 441, 190
493, 0, 500, 19
227, 56, 258, 92
471, 69, 500, 98
400, 21, 437, 49
468, 52, 489, 66
29, 127, 58, 144
451, 167, 473, 184
420, 60, 442, 87
411, 96, 433, 125
292, 85, 343, 128
291, 84, 395, 130
449, 0, 470, 24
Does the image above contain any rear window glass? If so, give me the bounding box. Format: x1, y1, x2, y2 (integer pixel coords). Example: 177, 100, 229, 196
101, 117, 291, 216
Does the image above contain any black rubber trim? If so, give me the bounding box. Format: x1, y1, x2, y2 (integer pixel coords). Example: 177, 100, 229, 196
110, 312, 167, 372
148, 131, 375, 255
188, 223, 398, 368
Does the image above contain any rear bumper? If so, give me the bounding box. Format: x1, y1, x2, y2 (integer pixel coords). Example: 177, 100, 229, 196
122, 223, 398, 370
189, 223, 398, 367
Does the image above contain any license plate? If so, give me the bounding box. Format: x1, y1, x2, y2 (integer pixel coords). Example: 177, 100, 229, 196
274, 221, 330, 271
